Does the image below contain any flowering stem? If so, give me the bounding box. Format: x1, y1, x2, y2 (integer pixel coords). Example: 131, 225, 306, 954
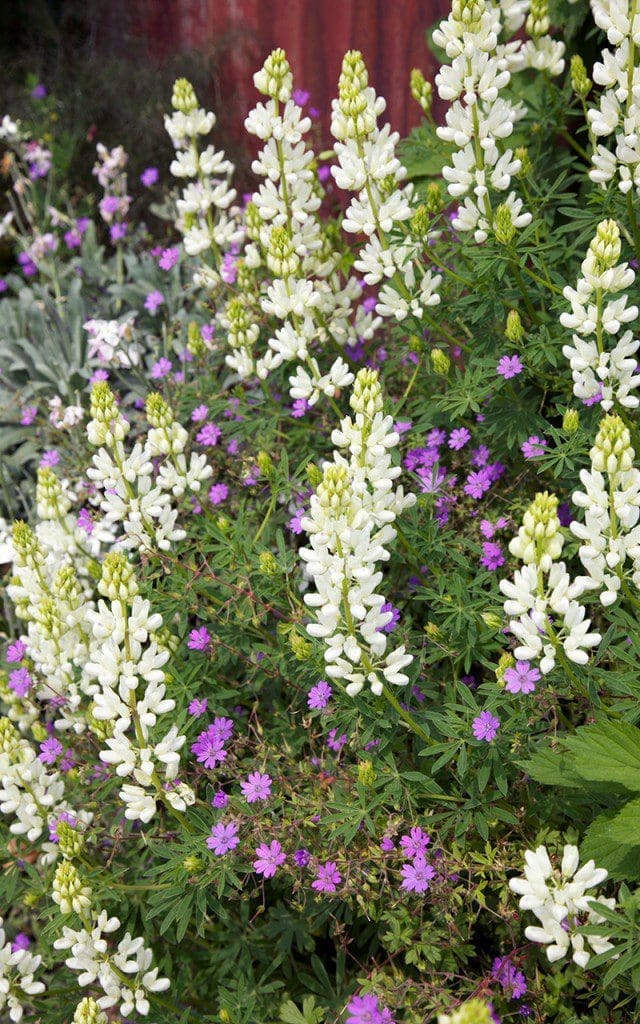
394, 356, 422, 416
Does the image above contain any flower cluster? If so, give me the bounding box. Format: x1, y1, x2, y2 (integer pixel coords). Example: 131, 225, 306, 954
0, 916, 44, 1022
589, 0, 640, 196
434, 0, 530, 242
93, 143, 130, 244
500, 492, 601, 673
561, 219, 640, 410
509, 844, 614, 967
300, 368, 415, 695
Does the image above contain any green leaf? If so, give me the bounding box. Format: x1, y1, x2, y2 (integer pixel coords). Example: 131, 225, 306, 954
564, 719, 640, 790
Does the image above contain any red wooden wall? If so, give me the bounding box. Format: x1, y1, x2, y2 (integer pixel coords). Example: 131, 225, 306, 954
130, 0, 449, 146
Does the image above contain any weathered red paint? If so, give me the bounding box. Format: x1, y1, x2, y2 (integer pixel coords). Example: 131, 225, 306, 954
130, 0, 448, 143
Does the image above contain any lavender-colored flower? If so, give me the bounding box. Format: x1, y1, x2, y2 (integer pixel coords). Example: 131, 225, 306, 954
159, 246, 180, 270
59, 749, 75, 772
39, 737, 63, 764
288, 507, 305, 534
400, 855, 436, 893
471, 445, 491, 467
210, 717, 234, 742
40, 450, 59, 468
492, 957, 528, 1000
110, 222, 128, 243
206, 821, 239, 855
191, 728, 227, 768
253, 840, 286, 878
144, 290, 165, 314
464, 469, 492, 499
31, 84, 47, 98
209, 483, 229, 505
64, 229, 82, 250
521, 435, 547, 459
77, 508, 94, 535
241, 772, 272, 803
191, 404, 209, 422
151, 357, 172, 379
20, 406, 37, 426
379, 602, 400, 633
292, 88, 310, 105
312, 860, 342, 893
8, 668, 32, 697
6, 641, 27, 663
448, 427, 471, 450
472, 711, 500, 742
399, 826, 430, 859
503, 661, 540, 695
188, 627, 211, 651
291, 398, 310, 418
220, 252, 237, 284
11, 934, 30, 953
380, 836, 395, 852
212, 790, 229, 808
140, 166, 159, 187
294, 848, 310, 866
196, 423, 222, 446
345, 993, 385, 1024
307, 681, 332, 709
427, 428, 447, 447
497, 354, 523, 379
188, 698, 208, 717
480, 541, 505, 571
327, 729, 348, 753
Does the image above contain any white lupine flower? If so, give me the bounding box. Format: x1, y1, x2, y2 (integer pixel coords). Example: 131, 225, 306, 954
300, 369, 415, 696
509, 844, 614, 967
0, 917, 45, 1023
500, 493, 601, 674
561, 220, 640, 410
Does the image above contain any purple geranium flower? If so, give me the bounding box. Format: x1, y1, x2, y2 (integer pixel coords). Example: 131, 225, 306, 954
472, 711, 500, 742
241, 772, 272, 803
312, 860, 342, 893
206, 821, 239, 855
253, 840, 286, 878
400, 854, 436, 893
497, 354, 523, 379
307, 680, 332, 709
504, 661, 540, 694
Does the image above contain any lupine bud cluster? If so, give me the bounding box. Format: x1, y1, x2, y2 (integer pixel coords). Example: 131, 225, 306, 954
561, 219, 640, 410
509, 844, 614, 967
571, 414, 640, 605
300, 369, 415, 696
165, 78, 242, 265
331, 50, 442, 323
499, 492, 601, 673
589, 0, 640, 196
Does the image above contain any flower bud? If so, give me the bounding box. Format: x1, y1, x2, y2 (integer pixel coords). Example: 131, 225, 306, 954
259, 551, 278, 576
526, 0, 549, 37
58, 820, 87, 860
563, 408, 579, 433
306, 463, 323, 488
589, 220, 621, 271
410, 68, 433, 115
351, 367, 383, 417
172, 78, 198, 113
514, 146, 532, 178
438, 998, 493, 1024
52, 861, 92, 915
431, 349, 451, 375
36, 467, 70, 520
494, 203, 516, 245
98, 551, 138, 602
495, 651, 515, 685
570, 55, 591, 98
187, 321, 206, 357
183, 855, 203, 874
591, 413, 634, 475
256, 450, 275, 481
254, 48, 292, 102
505, 310, 524, 343
146, 392, 174, 429
509, 491, 563, 570
358, 760, 376, 786
72, 998, 108, 1024
290, 633, 313, 660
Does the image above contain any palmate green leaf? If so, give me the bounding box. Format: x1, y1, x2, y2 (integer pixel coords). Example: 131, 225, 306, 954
518, 745, 583, 788
563, 719, 640, 790
582, 808, 640, 881
279, 996, 325, 1024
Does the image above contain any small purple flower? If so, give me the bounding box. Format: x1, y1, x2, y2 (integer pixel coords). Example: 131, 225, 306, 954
481, 541, 505, 571
380, 836, 395, 852
400, 854, 436, 893
379, 602, 400, 634
291, 398, 310, 418
582, 388, 603, 407
159, 246, 180, 270
241, 771, 272, 803
109, 222, 128, 243
64, 229, 82, 250
497, 354, 524, 379
140, 166, 159, 187
191, 404, 209, 422
11, 933, 30, 953
144, 290, 165, 314
464, 469, 492, 499
312, 860, 342, 893
212, 790, 229, 808
49, 811, 77, 843
504, 661, 540, 695
448, 427, 471, 450
472, 711, 500, 742
521, 435, 547, 459
77, 508, 94, 535
188, 698, 208, 717
151, 357, 172, 379
188, 627, 211, 651
206, 821, 239, 855
294, 848, 310, 867
471, 445, 491, 468
345, 993, 385, 1024
196, 423, 222, 446
292, 88, 310, 105
39, 737, 63, 764
288, 507, 305, 534
8, 668, 32, 697
59, 749, 75, 772
6, 641, 27, 663
209, 483, 229, 505
308, 680, 332, 709
254, 840, 286, 878
327, 729, 348, 753
210, 717, 234, 742
40, 450, 59, 468
399, 827, 431, 859
31, 84, 47, 99
220, 252, 237, 284
191, 728, 227, 768
20, 406, 37, 426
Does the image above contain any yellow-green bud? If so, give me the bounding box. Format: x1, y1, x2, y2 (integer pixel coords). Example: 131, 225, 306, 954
318, 464, 350, 515
183, 855, 203, 874
451, 0, 486, 34
505, 309, 524, 343
290, 633, 313, 660
351, 367, 383, 417
431, 349, 451, 375
187, 321, 207, 357
570, 55, 591, 98
0, 718, 22, 759
494, 203, 516, 245
510, 492, 563, 568
526, 0, 549, 37
98, 551, 138, 602
410, 69, 433, 115
72, 997, 108, 1024
32, 722, 48, 743
52, 861, 92, 915
266, 225, 299, 277
172, 78, 198, 113
36, 467, 70, 520
408, 333, 424, 354
255, 48, 292, 102
563, 408, 579, 433
146, 392, 173, 429
58, 820, 87, 860
410, 204, 431, 238
425, 181, 444, 214
514, 146, 532, 178
424, 622, 442, 640
496, 651, 515, 685
358, 760, 376, 786
259, 551, 278, 576
12, 521, 39, 564
481, 612, 503, 631
256, 450, 275, 481
592, 413, 634, 474
216, 515, 232, 532
590, 219, 621, 270
438, 998, 493, 1024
